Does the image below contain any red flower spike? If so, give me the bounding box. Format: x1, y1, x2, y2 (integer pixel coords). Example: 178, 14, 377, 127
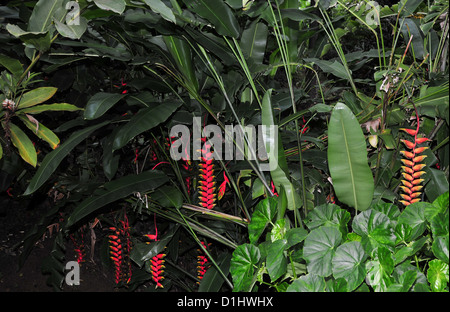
198, 138, 216, 210
196, 241, 211, 284
398, 109, 429, 206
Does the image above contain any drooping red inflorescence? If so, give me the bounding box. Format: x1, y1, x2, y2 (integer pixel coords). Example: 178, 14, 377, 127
108, 215, 133, 285
196, 241, 211, 284
70, 231, 86, 265
198, 138, 216, 210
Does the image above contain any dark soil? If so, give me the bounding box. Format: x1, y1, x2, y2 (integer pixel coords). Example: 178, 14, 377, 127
0, 195, 116, 292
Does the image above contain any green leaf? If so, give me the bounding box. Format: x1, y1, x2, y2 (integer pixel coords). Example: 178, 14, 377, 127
19, 115, 60, 150
366, 246, 395, 292
425, 168, 450, 203
0, 54, 23, 77
427, 259, 449, 292
261, 89, 300, 211
304, 58, 350, 80
248, 197, 277, 244
143, 0, 176, 23
112, 101, 182, 151
426, 192, 449, 222
394, 236, 428, 265
352, 209, 396, 253
286, 274, 326, 292
239, 20, 268, 64
285, 227, 308, 248
54, 17, 88, 40
17, 87, 57, 109
303, 226, 342, 277
332, 241, 367, 291
6, 24, 51, 52
327, 103, 374, 212
432, 235, 449, 264
304, 203, 351, 236
152, 185, 183, 208
84, 92, 125, 120
230, 244, 261, 292
18, 103, 82, 114
266, 239, 287, 282
398, 202, 428, 241
8, 122, 37, 167
66, 170, 169, 228
183, 0, 240, 38
24, 121, 109, 195
93, 0, 126, 14
28, 0, 66, 33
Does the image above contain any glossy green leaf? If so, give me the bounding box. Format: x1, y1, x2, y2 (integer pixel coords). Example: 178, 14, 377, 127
0, 54, 23, 77
230, 243, 260, 292
19, 115, 60, 149
304, 203, 351, 236
327, 103, 374, 212
93, 0, 126, 14
398, 202, 428, 241
286, 274, 326, 292
183, 0, 240, 38
199, 253, 232, 292
54, 17, 88, 40
366, 246, 395, 292
266, 239, 287, 282
261, 89, 300, 211
332, 241, 367, 291
112, 101, 182, 151
152, 185, 184, 208
18, 103, 82, 115
303, 226, 342, 277
432, 235, 449, 264
28, 0, 66, 33
248, 197, 277, 244
84, 92, 125, 120
24, 121, 109, 195
8, 123, 37, 167
17, 87, 57, 109
66, 170, 169, 228
426, 192, 449, 222
427, 259, 449, 292
239, 20, 268, 64
285, 227, 308, 248
143, 0, 176, 23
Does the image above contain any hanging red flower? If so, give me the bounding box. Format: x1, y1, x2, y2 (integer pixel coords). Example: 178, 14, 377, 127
198, 138, 216, 210
196, 241, 211, 284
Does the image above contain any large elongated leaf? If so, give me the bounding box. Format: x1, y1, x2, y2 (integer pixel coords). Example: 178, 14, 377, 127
143, 0, 176, 23
183, 0, 240, 38
261, 89, 300, 211
199, 253, 232, 292
28, 0, 66, 33
84, 92, 125, 120
93, 0, 126, 14
0, 54, 23, 77
66, 170, 169, 228
24, 121, 109, 195
17, 87, 57, 109
19, 103, 82, 114
8, 122, 37, 167
112, 101, 182, 151
239, 20, 268, 64
19, 115, 60, 150
327, 103, 374, 212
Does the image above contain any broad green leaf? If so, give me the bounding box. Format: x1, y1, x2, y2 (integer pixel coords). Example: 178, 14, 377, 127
285, 227, 308, 248
143, 0, 176, 23
429, 211, 449, 238
0, 54, 23, 77
94, 0, 126, 14
28, 0, 66, 33
371, 202, 401, 221
366, 246, 395, 292
394, 236, 427, 265
426, 192, 449, 222
230, 244, 261, 292
183, 0, 240, 38
8, 123, 37, 167
261, 89, 300, 211
432, 235, 449, 264
304, 203, 351, 236
286, 274, 326, 292
352, 209, 396, 253
398, 202, 428, 241
327, 103, 374, 212
248, 197, 277, 244
19, 116, 60, 149
152, 185, 183, 208
24, 121, 109, 195
239, 20, 268, 64
66, 170, 169, 228
84, 92, 125, 120
19, 103, 82, 114
266, 239, 287, 282
304, 58, 350, 80
17, 87, 57, 109
303, 226, 342, 277
332, 241, 367, 291
54, 16, 88, 40
112, 101, 182, 151
424, 168, 450, 203
386, 270, 417, 292
427, 259, 449, 292
199, 253, 232, 292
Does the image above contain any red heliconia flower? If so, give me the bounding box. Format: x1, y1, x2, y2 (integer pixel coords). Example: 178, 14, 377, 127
196, 241, 211, 284
198, 138, 216, 209
150, 252, 166, 288
217, 172, 230, 200
70, 231, 86, 264
398, 113, 429, 206
108, 215, 133, 285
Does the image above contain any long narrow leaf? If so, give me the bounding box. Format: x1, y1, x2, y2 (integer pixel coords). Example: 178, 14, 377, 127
8, 122, 37, 167
17, 87, 57, 109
